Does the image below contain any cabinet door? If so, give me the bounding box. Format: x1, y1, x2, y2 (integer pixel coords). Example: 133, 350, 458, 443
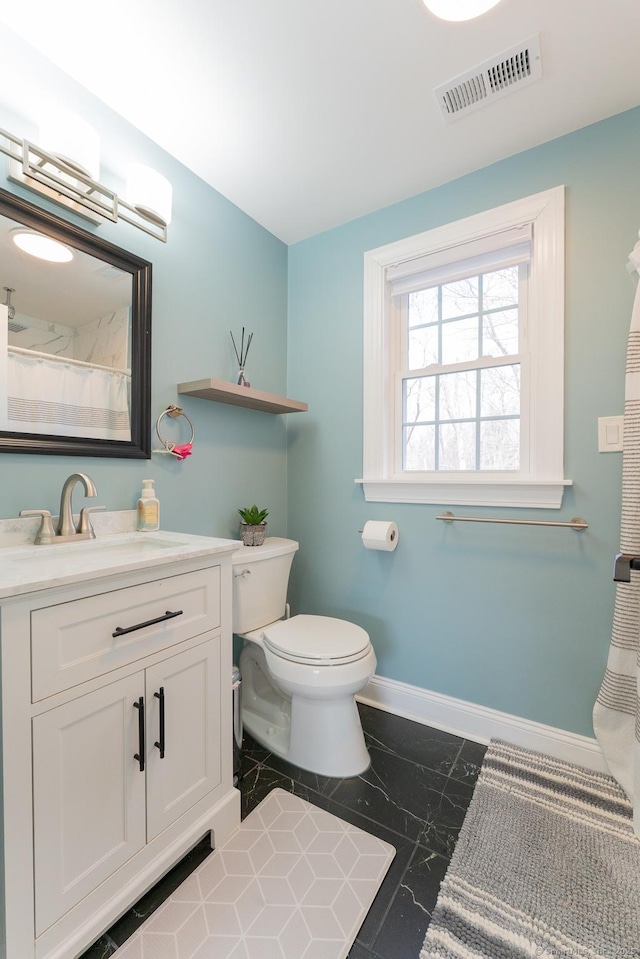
33, 673, 146, 934
145, 638, 221, 840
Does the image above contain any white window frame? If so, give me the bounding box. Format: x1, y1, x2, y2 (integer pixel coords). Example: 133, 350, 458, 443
359, 186, 569, 508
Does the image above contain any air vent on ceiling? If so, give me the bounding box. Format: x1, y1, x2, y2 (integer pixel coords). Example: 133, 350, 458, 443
94, 263, 127, 281
8, 320, 27, 333
435, 33, 542, 122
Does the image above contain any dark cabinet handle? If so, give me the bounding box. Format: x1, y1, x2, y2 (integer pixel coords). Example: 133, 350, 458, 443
154, 687, 165, 758
113, 609, 183, 638
133, 696, 145, 771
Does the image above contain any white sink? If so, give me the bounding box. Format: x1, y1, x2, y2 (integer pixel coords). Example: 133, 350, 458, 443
0, 530, 241, 599
9, 535, 180, 560
88, 537, 180, 553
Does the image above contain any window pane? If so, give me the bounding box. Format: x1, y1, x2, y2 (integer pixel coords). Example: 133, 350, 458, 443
401, 254, 523, 475
441, 316, 479, 365
409, 288, 438, 327
480, 418, 520, 470
482, 267, 519, 310
441, 276, 478, 319
439, 369, 476, 422
439, 422, 477, 470
482, 309, 519, 357
404, 376, 436, 422
480, 364, 520, 417
408, 326, 438, 369
404, 425, 435, 470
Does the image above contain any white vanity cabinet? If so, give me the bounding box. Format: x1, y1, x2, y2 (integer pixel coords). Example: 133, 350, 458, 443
32, 639, 220, 934
0, 534, 241, 959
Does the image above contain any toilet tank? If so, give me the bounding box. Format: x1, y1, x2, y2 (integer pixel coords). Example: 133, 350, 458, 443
232, 537, 299, 634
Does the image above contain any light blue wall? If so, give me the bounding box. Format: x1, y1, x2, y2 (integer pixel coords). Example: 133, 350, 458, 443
2, 23, 639, 740
286, 107, 640, 738
0, 27, 289, 542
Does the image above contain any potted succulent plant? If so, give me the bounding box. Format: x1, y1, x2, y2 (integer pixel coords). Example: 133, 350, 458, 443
237, 504, 269, 546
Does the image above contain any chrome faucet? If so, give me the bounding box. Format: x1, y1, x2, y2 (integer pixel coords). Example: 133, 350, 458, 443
613, 552, 640, 583
57, 472, 98, 536
21, 472, 105, 545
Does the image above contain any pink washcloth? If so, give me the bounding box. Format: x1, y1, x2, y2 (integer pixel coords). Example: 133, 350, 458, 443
173, 443, 193, 460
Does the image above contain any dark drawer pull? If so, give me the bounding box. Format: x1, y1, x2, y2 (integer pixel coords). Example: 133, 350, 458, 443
154, 687, 165, 758
133, 696, 145, 772
112, 609, 183, 638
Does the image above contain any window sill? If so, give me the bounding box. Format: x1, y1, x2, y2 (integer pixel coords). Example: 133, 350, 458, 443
355, 477, 572, 509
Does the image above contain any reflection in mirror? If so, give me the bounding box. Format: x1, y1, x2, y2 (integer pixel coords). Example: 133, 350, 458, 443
2, 224, 133, 439
0, 188, 151, 457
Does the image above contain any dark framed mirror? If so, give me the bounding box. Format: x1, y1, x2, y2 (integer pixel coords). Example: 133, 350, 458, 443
0, 187, 151, 457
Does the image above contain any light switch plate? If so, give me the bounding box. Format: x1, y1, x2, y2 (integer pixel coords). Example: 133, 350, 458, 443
598, 415, 624, 452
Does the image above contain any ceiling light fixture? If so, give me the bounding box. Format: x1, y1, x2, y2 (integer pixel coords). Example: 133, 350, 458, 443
0, 123, 171, 242
11, 229, 74, 263
422, 0, 503, 22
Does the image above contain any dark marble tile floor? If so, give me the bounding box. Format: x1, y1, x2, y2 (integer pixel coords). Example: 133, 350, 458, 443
79, 703, 486, 959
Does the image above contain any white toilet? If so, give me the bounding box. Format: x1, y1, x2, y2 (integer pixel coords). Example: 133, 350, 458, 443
233, 537, 376, 777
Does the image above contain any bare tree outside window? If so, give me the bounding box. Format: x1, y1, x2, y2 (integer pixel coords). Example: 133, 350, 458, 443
403, 266, 521, 471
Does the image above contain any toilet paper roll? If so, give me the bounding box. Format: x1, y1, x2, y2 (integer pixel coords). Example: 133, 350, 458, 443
362, 520, 399, 552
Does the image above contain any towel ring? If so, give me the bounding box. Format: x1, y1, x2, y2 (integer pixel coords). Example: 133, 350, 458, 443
152, 405, 195, 459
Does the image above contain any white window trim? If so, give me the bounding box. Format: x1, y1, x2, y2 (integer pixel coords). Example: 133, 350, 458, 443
358, 186, 570, 508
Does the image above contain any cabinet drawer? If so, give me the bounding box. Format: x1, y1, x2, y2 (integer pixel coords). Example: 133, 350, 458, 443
31, 566, 220, 701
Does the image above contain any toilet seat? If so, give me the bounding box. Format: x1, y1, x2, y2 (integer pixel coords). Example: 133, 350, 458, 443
263, 614, 371, 666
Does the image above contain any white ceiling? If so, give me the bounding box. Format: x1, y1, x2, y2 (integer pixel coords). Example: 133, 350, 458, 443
1, 0, 639, 244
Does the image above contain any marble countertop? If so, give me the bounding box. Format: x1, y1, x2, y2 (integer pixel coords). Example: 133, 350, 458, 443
0, 517, 241, 600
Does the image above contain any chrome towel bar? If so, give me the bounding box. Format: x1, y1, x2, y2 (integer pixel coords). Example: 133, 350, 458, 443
436, 511, 588, 531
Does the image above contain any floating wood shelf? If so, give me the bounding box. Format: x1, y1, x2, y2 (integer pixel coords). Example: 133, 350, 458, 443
177, 378, 308, 415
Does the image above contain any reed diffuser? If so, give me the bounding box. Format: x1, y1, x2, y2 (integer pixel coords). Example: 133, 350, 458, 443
230, 327, 253, 387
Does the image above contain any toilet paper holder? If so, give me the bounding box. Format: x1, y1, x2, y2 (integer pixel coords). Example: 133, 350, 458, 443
357, 527, 398, 537
358, 520, 399, 551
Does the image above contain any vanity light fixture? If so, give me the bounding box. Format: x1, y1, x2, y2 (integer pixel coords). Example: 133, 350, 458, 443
11, 228, 74, 263
0, 123, 171, 242
126, 163, 173, 228
38, 109, 101, 182
422, 0, 503, 21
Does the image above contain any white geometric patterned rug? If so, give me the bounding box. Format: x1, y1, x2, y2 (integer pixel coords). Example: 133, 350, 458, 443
114, 788, 395, 959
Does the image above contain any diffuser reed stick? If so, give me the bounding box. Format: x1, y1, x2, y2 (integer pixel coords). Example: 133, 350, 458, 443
230, 327, 254, 386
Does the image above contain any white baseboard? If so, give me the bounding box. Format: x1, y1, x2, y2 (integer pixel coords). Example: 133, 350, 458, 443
357, 674, 609, 774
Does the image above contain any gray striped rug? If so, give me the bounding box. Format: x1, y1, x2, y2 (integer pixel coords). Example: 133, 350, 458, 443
420, 740, 640, 959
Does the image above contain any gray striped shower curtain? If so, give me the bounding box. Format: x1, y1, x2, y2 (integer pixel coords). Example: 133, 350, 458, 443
593, 237, 640, 839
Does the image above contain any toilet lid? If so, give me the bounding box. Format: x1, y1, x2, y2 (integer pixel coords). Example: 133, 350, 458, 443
263, 614, 370, 665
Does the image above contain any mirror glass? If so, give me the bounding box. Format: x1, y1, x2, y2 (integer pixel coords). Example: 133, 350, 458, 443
0, 188, 151, 457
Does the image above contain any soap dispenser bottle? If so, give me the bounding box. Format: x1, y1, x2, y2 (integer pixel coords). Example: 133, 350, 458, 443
137, 479, 160, 531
